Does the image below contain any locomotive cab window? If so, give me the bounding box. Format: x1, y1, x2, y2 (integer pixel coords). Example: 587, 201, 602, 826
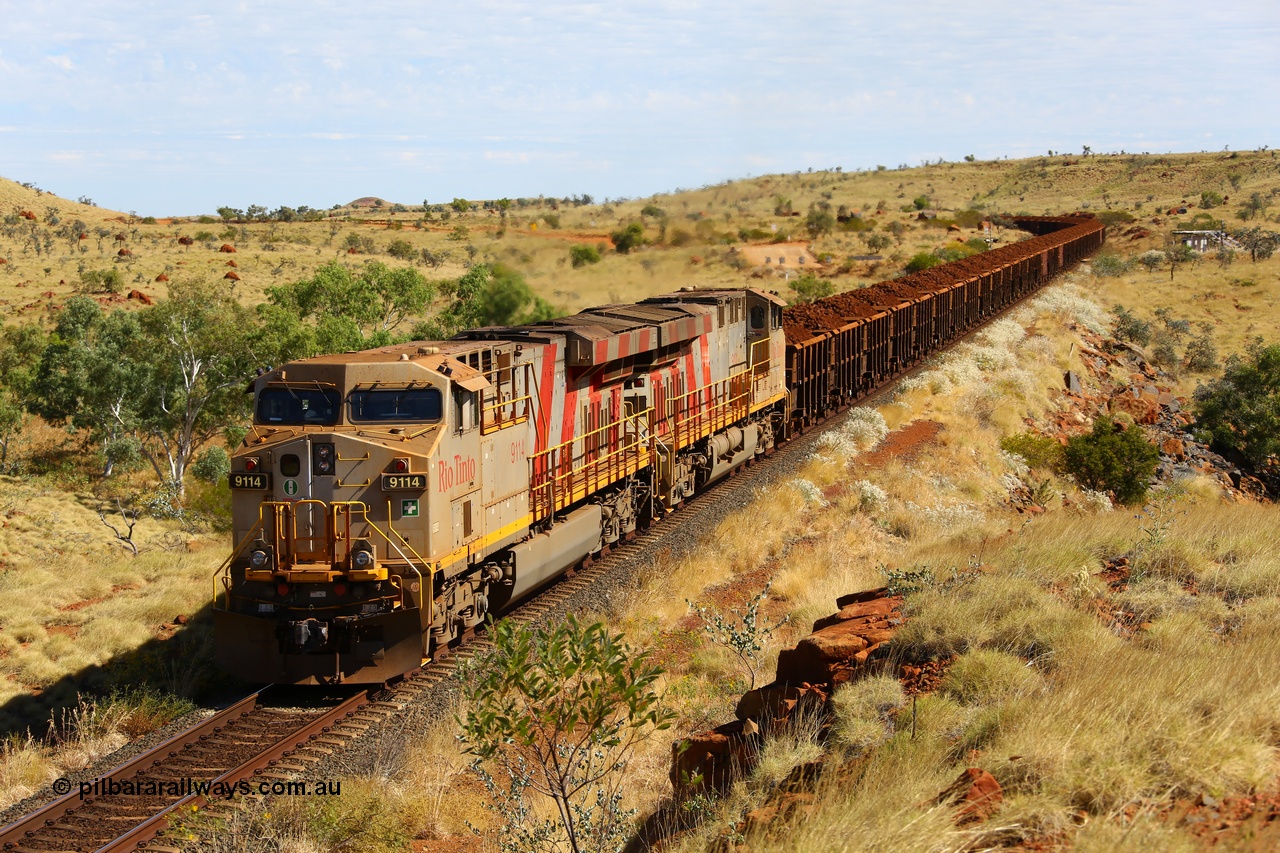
348, 388, 443, 423
750, 305, 766, 330
256, 387, 340, 425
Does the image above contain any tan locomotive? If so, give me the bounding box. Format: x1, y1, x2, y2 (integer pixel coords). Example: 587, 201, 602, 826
214, 288, 788, 684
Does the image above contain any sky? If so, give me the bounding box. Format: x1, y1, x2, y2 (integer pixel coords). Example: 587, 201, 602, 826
0, 1, 1276, 216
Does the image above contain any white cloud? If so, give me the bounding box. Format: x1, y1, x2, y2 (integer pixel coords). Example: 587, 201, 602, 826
484, 151, 531, 164
0, 0, 1273, 213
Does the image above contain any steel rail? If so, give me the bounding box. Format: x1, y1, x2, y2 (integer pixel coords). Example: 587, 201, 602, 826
0, 689, 368, 853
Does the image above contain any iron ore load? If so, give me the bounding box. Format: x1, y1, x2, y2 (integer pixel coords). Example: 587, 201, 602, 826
214, 214, 1104, 685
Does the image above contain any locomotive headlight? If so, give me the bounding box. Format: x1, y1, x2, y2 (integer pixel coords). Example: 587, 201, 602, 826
352, 549, 374, 569
312, 442, 335, 476
248, 538, 272, 570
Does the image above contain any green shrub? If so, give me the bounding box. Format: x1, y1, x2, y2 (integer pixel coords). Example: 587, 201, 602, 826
191, 446, 231, 484
1110, 305, 1151, 346
1184, 330, 1218, 373
1200, 190, 1223, 209
386, 238, 415, 260
1062, 416, 1159, 505
610, 222, 646, 254
936, 242, 978, 262
905, 252, 943, 273
640, 204, 665, 219
1091, 253, 1130, 277
912, 194, 930, 210
78, 268, 124, 294
1000, 431, 1064, 470
1096, 210, 1135, 227
569, 244, 602, 268
668, 228, 694, 247
1193, 343, 1280, 467
805, 208, 835, 237
789, 273, 833, 304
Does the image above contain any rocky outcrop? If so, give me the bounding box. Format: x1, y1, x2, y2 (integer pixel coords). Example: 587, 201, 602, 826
671, 588, 904, 800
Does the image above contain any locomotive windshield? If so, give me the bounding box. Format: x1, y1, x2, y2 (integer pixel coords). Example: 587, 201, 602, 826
348, 387, 443, 423
256, 387, 341, 425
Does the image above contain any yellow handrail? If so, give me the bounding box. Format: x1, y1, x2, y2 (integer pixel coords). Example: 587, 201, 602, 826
529, 407, 654, 518
480, 393, 533, 434
212, 515, 268, 607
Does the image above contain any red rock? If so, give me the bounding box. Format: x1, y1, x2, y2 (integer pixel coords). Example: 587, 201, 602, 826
224, 271, 241, 281
174, 614, 189, 625
117, 248, 132, 256
1161, 437, 1186, 460
1109, 393, 1159, 425
935, 768, 1003, 824
154, 273, 169, 282
836, 587, 895, 608
226, 259, 238, 267
743, 791, 817, 836
776, 620, 871, 686
127, 289, 154, 305
735, 682, 827, 725
812, 596, 902, 631
219, 243, 236, 253
670, 719, 760, 797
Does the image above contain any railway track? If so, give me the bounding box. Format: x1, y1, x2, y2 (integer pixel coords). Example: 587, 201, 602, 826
0, 689, 371, 852
0, 258, 1094, 851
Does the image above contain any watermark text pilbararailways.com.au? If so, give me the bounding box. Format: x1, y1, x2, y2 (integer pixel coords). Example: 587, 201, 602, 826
51, 776, 343, 800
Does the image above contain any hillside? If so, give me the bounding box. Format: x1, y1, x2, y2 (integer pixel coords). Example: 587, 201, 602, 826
0, 153, 1278, 848
2, 149, 1277, 322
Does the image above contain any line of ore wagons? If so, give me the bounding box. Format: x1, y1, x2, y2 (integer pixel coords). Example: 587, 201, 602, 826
780, 215, 1106, 429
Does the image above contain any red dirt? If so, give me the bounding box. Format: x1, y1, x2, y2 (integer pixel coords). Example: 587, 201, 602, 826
899, 656, 953, 696
1164, 789, 1280, 850
854, 420, 943, 472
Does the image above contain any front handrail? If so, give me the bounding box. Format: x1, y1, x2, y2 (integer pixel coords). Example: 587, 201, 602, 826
219, 500, 432, 621
212, 515, 268, 607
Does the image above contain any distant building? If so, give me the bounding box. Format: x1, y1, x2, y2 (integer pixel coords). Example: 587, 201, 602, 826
1172, 230, 1229, 252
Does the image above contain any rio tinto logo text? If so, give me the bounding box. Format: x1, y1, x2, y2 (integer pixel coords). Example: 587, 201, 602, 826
437, 455, 477, 491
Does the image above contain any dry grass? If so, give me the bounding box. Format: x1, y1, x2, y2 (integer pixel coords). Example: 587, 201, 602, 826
5, 149, 1277, 327
0, 476, 221, 727
0, 688, 195, 810
620, 243, 1280, 849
